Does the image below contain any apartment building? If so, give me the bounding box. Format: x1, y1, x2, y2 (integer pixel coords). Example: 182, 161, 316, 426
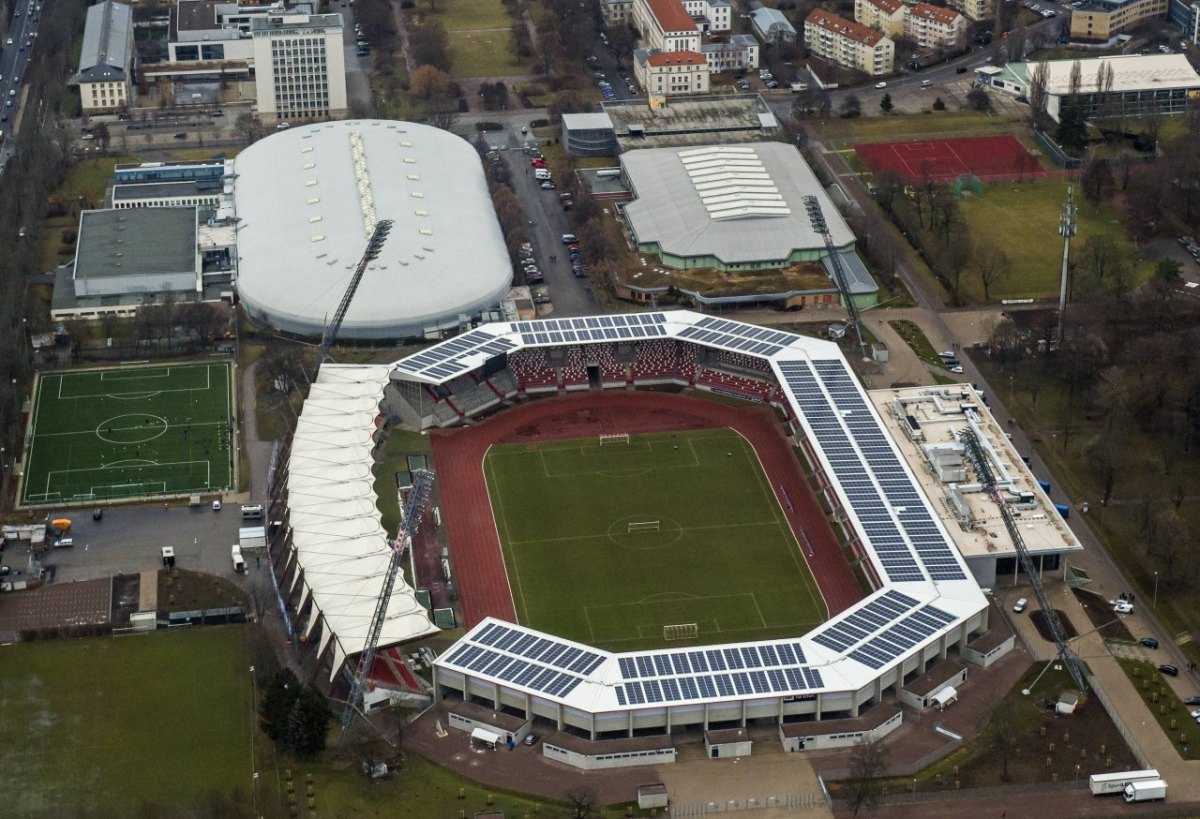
633, 0, 702, 51
854, 0, 906, 38
905, 3, 966, 48
251, 13, 347, 123
805, 9, 895, 76
1070, 0, 1168, 40
946, 0, 992, 22
634, 50, 712, 95
701, 33, 760, 72
602, 0, 635, 25
76, 1, 136, 114
682, 0, 732, 32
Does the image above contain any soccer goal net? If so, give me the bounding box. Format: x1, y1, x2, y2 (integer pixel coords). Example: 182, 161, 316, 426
664, 623, 699, 641
627, 520, 660, 533
599, 433, 630, 446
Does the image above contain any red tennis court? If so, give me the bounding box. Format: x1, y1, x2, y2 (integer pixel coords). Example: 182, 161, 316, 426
854, 134, 1051, 183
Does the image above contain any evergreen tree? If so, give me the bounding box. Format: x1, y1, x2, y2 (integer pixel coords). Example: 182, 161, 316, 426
286, 685, 332, 757
880, 93, 893, 113
259, 669, 300, 742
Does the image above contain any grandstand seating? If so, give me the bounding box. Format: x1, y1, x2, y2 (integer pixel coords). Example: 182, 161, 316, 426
630, 338, 678, 381
696, 368, 775, 402
563, 346, 588, 388
593, 344, 627, 384
488, 370, 518, 398
717, 350, 772, 373
508, 349, 558, 390
454, 380, 503, 416
431, 401, 460, 426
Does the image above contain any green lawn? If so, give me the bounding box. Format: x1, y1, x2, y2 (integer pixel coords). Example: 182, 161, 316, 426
22, 363, 234, 505
438, 0, 513, 31
448, 30, 526, 78
957, 180, 1149, 300
1118, 659, 1200, 758
485, 429, 827, 651
817, 110, 1021, 143
889, 319, 948, 370
0, 628, 251, 815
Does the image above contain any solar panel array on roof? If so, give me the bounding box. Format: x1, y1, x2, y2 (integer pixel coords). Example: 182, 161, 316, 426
810, 361, 965, 581
511, 313, 667, 346
441, 622, 605, 699
616, 664, 824, 706
848, 604, 957, 669
394, 329, 515, 380
812, 589, 920, 653
777, 360, 925, 582
617, 641, 807, 682
676, 316, 797, 357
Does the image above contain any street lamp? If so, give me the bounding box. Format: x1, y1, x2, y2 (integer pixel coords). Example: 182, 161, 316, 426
1154, 571, 1159, 609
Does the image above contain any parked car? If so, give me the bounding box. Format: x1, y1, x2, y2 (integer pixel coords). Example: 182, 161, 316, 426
1113, 599, 1134, 614
950, 366, 965, 374
1013, 597, 1028, 613
1183, 696, 1200, 706
540, 180, 556, 189
1159, 664, 1180, 676
1140, 637, 1159, 649
524, 733, 538, 746
875, 81, 887, 89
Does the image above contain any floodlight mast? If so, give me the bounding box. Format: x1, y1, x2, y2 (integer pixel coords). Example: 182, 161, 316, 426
958, 424, 1088, 692
338, 468, 435, 745
314, 219, 394, 377
802, 196, 868, 357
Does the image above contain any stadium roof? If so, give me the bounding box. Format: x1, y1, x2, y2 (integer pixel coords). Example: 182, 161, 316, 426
74, 208, 198, 280
288, 364, 437, 680
1006, 53, 1200, 95
233, 120, 513, 339
78, 1, 134, 82
389, 310, 988, 713
622, 143, 856, 265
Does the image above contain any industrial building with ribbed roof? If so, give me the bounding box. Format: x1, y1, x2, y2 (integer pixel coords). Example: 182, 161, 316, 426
233, 119, 513, 339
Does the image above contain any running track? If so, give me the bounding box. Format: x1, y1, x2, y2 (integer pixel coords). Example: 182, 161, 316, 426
429, 391, 864, 634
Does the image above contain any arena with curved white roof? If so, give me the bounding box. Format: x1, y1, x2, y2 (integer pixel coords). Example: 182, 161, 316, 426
277, 311, 1045, 757
233, 120, 513, 339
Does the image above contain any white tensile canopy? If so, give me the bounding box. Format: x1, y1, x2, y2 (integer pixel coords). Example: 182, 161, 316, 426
287, 364, 437, 680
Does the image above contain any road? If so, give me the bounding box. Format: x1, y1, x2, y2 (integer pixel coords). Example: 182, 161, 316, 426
0, 0, 40, 169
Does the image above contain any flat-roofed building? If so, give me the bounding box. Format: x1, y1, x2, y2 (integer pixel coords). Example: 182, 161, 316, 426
75, 1, 136, 114
1070, 0, 1168, 41
1169, 0, 1200, 46
562, 112, 618, 156
854, 0, 906, 38
750, 7, 798, 43
633, 0, 702, 51
805, 9, 894, 76
867, 385, 1084, 589
634, 49, 711, 96
251, 13, 347, 123
905, 3, 966, 49
72, 208, 200, 299
979, 53, 1200, 122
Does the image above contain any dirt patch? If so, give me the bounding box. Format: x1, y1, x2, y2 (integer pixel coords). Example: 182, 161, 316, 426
616, 257, 831, 296
157, 568, 247, 611
1030, 609, 1077, 642
1071, 589, 1134, 642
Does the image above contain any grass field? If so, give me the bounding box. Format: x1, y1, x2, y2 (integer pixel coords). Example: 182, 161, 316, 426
485, 429, 826, 652
448, 30, 526, 78
0, 628, 251, 815
957, 180, 1149, 300
438, 0, 513, 30
22, 363, 234, 506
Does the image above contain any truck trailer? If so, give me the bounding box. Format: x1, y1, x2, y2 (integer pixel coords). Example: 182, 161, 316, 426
1089, 769, 1159, 796
1123, 779, 1167, 803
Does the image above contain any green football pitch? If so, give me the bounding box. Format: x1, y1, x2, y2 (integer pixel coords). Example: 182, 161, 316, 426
485, 428, 828, 652
21, 363, 234, 506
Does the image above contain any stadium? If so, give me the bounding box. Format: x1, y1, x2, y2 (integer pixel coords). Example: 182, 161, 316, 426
273, 310, 1005, 762
233, 120, 513, 339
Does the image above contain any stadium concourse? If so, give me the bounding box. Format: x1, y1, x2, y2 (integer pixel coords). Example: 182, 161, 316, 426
273, 311, 999, 752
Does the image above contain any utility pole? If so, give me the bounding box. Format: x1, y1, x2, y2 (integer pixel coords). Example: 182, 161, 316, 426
1056, 185, 1077, 348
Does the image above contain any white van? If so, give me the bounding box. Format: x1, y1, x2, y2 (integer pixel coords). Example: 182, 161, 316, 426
231, 544, 246, 574
241, 504, 264, 520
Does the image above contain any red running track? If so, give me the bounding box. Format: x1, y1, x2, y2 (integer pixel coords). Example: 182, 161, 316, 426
430, 391, 865, 633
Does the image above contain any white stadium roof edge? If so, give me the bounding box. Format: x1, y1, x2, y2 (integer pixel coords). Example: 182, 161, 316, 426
233, 120, 512, 339
289, 310, 989, 702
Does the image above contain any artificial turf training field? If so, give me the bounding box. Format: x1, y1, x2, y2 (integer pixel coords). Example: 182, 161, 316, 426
21, 363, 234, 506
485, 428, 827, 652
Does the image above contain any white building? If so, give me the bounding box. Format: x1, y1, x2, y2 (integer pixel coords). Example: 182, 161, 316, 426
855, 0, 906, 38
682, 0, 732, 32
947, 0, 992, 21
805, 9, 895, 77
75, 1, 135, 114
904, 3, 966, 49
251, 13, 347, 123
633, 0, 702, 51
701, 34, 760, 72
634, 49, 711, 96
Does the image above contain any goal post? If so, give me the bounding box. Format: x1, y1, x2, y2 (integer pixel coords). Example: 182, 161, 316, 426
627, 520, 660, 533
663, 623, 699, 641
599, 433, 630, 446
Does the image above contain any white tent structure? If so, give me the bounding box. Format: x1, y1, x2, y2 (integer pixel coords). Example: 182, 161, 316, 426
286, 364, 437, 680
931, 686, 957, 710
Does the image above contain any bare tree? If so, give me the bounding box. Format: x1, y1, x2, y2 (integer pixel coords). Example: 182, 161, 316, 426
564, 786, 598, 819
974, 239, 1011, 302
1067, 59, 1082, 100
846, 735, 888, 817
986, 699, 1030, 782
1028, 60, 1049, 120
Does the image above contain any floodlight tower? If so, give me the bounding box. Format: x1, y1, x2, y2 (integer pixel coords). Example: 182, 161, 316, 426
1056, 186, 1077, 348
314, 219, 394, 378
802, 195, 869, 357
